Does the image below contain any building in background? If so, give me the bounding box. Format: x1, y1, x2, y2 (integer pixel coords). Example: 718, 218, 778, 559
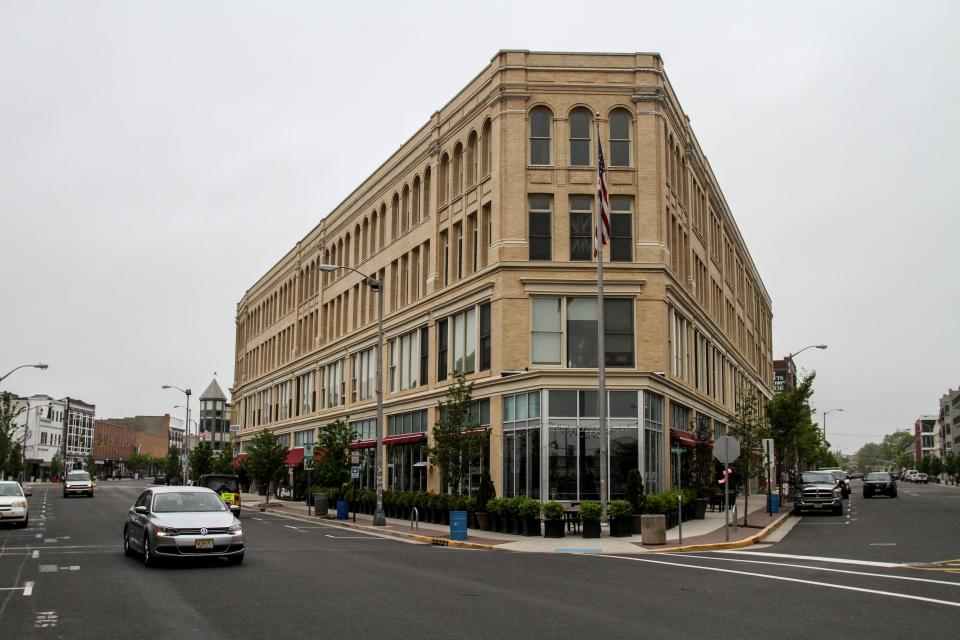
198, 378, 231, 451
937, 387, 958, 457
101, 414, 182, 461
232, 50, 773, 499
9, 394, 67, 481
773, 358, 797, 394
63, 398, 96, 473
92, 419, 137, 478
915, 415, 937, 463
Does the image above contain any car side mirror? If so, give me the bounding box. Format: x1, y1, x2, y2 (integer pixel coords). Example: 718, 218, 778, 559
229, 505, 241, 515
134, 505, 148, 514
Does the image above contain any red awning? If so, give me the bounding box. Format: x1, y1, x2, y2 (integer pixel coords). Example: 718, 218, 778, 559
670, 428, 697, 447
348, 439, 376, 450
285, 447, 304, 467
382, 432, 427, 446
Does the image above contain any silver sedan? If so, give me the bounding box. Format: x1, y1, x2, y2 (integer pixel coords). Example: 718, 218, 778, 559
123, 486, 244, 566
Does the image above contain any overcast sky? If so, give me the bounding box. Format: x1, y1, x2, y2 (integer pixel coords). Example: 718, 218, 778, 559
1, 1, 957, 454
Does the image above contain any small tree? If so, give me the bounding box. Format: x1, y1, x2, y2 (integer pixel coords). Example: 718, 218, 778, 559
0, 392, 25, 480
211, 443, 236, 475
929, 456, 943, 481
126, 451, 149, 478
475, 466, 495, 513
6, 442, 24, 480
314, 418, 355, 489
246, 430, 288, 504
728, 390, 769, 527
188, 441, 214, 483
164, 445, 182, 483
625, 468, 645, 514
84, 452, 96, 476
427, 374, 486, 496
918, 455, 932, 475
943, 452, 958, 484
50, 452, 64, 480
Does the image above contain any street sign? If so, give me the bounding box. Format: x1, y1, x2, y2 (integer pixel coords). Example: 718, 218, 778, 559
670, 447, 686, 454
350, 451, 360, 465
303, 443, 314, 471
713, 436, 741, 463
229, 424, 240, 433
351, 465, 360, 479
762, 438, 775, 469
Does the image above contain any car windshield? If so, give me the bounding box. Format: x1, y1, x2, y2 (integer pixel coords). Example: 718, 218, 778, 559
801, 472, 836, 484
67, 472, 91, 481
152, 491, 227, 513
202, 476, 238, 493
867, 472, 891, 481
0, 484, 24, 497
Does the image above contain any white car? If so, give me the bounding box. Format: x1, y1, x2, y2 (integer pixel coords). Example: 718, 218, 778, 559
64, 470, 95, 497
0, 481, 31, 528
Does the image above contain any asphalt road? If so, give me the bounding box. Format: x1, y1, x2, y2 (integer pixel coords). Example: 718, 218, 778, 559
1, 479, 958, 639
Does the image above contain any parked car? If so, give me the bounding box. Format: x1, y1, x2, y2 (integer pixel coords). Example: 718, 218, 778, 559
904, 470, 919, 482
123, 486, 244, 566
916, 472, 929, 484
863, 471, 897, 498
63, 470, 95, 497
793, 471, 845, 515
821, 468, 851, 498
0, 481, 31, 528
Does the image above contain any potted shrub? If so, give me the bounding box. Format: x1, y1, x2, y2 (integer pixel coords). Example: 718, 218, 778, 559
519, 498, 541, 537
462, 496, 478, 528
487, 498, 504, 532
580, 501, 602, 538
625, 469, 645, 534
505, 496, 524, 534
474, 470, 495, 531
542, 501, 565, 538
608, 499, 634, 537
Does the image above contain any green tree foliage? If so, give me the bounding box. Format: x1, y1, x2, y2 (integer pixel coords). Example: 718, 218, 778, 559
6, 442, 24, 480
728, 390, 769, 526
188, 441, 214, 482
852, 442, 885, 473
767, 372, 822, 475
943, 453, 958, 482
126, 452, 151, 477
164, 445, 182, 483
313, 418, 355, 488
0, 392, 26, 479
880, 431, 915, 471
50, 452, 63, 479
928, 455, 943, 479
246, 429, 288, 504
918, 455, 931, 475
427, 375, 487, 496
84, 452, 96, 475
211, 443, 236, 474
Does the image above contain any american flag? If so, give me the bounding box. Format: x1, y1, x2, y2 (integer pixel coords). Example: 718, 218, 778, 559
594, 138, 611, 257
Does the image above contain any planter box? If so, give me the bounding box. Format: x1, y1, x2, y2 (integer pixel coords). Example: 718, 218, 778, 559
609, 518, 632, 537
641, 514, 666, 545
523, 517, 541, 537
693, 498, 708, 520
582, 520, 602, 538
476, 512, 492, 531
543, 519, 565, 538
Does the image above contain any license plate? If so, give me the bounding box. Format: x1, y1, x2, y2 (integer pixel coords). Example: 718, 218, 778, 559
814, 503, 821, 508
196, 538, 214, 549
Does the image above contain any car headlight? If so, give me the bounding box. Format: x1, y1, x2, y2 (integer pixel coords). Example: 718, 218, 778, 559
155, 525, 179, 537
12, 499, 27, 508
833, 488, 842, 497
228, 524, 243, 535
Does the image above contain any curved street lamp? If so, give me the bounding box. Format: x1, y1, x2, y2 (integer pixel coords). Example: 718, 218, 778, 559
822, 408, 844, 448
0, 363, 49, 386
161, 385, 192, 483
317, 263, 386, 527
786, 344, 827, 360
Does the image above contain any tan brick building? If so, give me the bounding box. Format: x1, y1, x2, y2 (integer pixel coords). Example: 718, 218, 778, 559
232, 50, 773, 501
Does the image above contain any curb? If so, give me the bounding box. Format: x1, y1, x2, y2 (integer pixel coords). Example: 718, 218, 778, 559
650, 509, 793, 553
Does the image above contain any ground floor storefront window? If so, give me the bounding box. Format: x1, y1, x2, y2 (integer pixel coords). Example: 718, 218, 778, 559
387, 443, 426, 492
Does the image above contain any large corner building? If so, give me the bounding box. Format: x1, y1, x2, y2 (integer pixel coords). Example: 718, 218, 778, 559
232, 50, 773, 501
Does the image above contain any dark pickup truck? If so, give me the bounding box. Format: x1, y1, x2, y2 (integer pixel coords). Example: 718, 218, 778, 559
793, 470, 844, 516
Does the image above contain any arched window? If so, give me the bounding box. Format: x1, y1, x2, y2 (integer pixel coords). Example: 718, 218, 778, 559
609, 108, 632, 167
379, 204, 386, 247
529, 107, 552, 165
344, 233, 351, 268
453, 143, 463, 196
391, 194, 400, 239
323, 250, 330, 286
370, 211, 378, 253
423, 167, 432, 218
412, 176, 421, 225
401, 185, 410, 233
354, 225, 361, 264
439, 153, 449, 203
466, 132, 477, 186
481, 119, 492, 175
569, 108, 592, 166
361, 218, 369, 261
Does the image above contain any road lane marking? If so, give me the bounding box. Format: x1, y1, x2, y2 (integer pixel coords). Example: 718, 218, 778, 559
39, 565, 58, 573
714, 550, 901, 568
869, 543, 897, 546
323, 534, 395, 540
682, 554, 960, 587
599, 555, 960, 608
31, 550, 39, 559
34, 611, 57, 627
22, 582, 33, 596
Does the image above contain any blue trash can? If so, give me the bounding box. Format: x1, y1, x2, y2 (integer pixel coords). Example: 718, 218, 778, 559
336, 500, 349, 520
768, 494, 779, 513
449, 510, 468, 541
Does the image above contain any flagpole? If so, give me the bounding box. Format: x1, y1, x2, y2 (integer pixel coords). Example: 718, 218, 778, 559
595, 116, 608, 522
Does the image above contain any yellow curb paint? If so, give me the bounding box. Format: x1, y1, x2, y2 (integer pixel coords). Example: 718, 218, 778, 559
651, 510, 794, 554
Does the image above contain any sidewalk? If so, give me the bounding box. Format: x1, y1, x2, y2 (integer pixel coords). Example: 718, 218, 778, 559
241, 491, 793, 554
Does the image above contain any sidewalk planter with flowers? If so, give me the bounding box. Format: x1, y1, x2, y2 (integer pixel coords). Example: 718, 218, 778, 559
608, 500, 634, 537
579, 501, 603, 538
542, 501, 566, 538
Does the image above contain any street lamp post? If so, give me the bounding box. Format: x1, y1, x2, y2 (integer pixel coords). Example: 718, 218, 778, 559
318, 263, 386, 526
784, 344, 827, 471
822, 408, 844, 450
162, 385, 191, 483
0, 363, 49, 387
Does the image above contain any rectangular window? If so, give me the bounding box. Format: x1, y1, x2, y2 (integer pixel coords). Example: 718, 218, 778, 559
479, 302, 491, 371
419, 326, 429, 388
453, 307, 476, 375
610, 196, 632, 262
352, 349, 374, 401
322, 360, 344, 408
437, 318, 448, 381
391, 329, 421, 392
534, 297, 633, 368
569, 195, 593, 260
532, 297, 561, 365
528, 195, 552, 260
294, 429, 314, 446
